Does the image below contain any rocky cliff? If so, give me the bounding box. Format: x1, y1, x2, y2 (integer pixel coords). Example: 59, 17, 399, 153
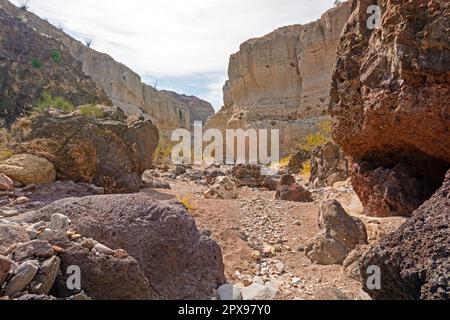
206, 2, 352, 154
0, 6, 110, 126
330, 0, 449, 217
0, 0, 211, 136
161, 90, 215, 125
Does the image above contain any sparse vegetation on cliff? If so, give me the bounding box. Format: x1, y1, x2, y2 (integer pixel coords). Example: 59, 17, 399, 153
36, 91, 75, 113
78, 104, 105, 118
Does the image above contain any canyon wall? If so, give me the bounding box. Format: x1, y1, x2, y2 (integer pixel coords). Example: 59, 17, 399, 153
0, 0, 211, 137
206, 1, 352, 154
0, 6, 110, 126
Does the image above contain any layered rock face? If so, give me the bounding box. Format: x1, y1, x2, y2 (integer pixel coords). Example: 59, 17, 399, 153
0, 0, 211, 136
13, 106, 159, 193
162, 90, 215, 125
206, 2, 352, 153
329, 0, 450, 217
360, 170, 450, 300
0, 6, 110, 126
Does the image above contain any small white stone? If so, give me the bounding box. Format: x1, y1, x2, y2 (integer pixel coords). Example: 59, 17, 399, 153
49, 213, 71, 230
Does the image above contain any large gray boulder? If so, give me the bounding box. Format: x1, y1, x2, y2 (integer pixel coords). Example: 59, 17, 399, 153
306, 200, 367, 265
25, 193, 226, 299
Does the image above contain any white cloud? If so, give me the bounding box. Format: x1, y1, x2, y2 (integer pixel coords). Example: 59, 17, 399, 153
10, 0, 337, 108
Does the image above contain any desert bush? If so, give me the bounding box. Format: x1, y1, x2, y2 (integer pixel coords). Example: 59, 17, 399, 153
78, 104, 104, 118
153, 139, 175, 165
297, 119, 332, 152
0, 128, 14, 161
300, 160, 312, 180
36, 91, 75, 113
180, 196, 195, 214
31, 58, 43, 69
51, 50, 62, 63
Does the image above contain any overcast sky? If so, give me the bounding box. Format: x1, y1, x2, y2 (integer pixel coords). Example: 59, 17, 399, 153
11, 0, 338, 109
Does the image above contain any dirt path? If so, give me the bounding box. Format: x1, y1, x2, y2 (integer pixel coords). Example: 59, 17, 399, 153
147, 179, 405, 300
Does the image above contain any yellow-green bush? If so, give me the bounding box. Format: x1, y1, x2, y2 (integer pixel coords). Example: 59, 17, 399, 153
78, 104, 104, 118
181, 196, 195, 214
36, 91, 75, 113
0, 128, 14, 161
153, 139, 175, 165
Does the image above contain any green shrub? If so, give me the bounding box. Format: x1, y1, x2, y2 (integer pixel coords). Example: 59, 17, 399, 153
153, 139, 175, 165
51, 50, 62, 63
36, 91, 75, 113
31, 58, 43, 69
78, 104, 104, 118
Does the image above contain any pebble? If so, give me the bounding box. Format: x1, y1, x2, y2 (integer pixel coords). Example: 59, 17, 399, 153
50, 213, 71, 230
15, 196, 30, 205
113, 249, 129, 258
93, 243, 115, 255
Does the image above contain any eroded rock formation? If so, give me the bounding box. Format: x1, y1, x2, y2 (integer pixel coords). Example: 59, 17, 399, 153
206, 2, 352, 153
329, 0, 450, 217
12, 106, 159, 193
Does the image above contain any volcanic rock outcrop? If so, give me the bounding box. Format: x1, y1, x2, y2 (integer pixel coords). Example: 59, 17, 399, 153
206, 2, 352, 153
360, 170, 450, 300
329, 0, 450, 217
25, 194, 226, 300
12, 106, 159, 193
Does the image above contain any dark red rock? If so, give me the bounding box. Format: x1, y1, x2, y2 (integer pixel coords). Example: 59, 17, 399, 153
359, 170, 450, 300
26, 193, 226, 300
329, 0, 450, 216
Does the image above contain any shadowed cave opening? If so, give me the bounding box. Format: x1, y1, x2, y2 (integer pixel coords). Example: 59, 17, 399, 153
355, 147, 449, 217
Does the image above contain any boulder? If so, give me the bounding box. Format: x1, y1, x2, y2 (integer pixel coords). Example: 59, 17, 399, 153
142, 171, 171, 189
231, 164, 263, 188
29, 256, 61, 295
24, 193, 226, 300
217, 284, 243, 301
3, 260, 39, 297
305, 200, 367, 265
343, 245, 370, 282
13, 106, 159, 193
0, 173, 14, 191
241, 283, 277, 300
0, 154, 56, 185
0, 255, 12, 287
52, 244, 157, 300
276, 176, 313, 202
49, 213, 71, 231
329, 0, 450, 217
0, 223, 30, 255
12, 240, 55, 261
262, 176, 280, 191
27, 181, 101, 207
310, 142, 348, 188
287, 150, 310, 174
360, 170, 450, 300
204, 177, 239, 200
